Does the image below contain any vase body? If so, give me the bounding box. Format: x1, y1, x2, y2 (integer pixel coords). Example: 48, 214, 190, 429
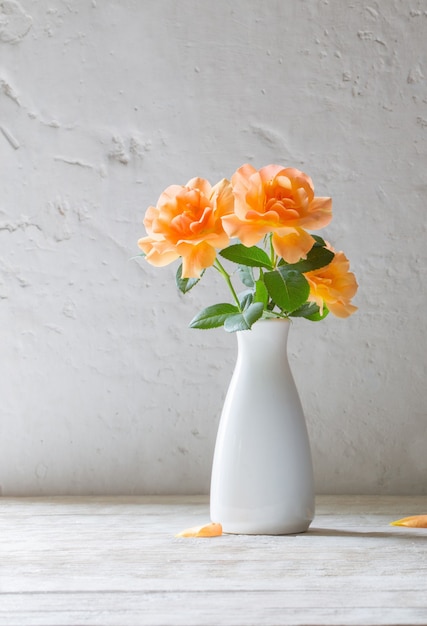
210, 319, 315, 535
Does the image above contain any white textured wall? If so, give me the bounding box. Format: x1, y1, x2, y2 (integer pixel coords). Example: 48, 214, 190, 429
1, 0, 426, 496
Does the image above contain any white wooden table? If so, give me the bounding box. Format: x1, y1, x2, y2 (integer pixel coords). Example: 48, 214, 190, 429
0, 495, 426, 625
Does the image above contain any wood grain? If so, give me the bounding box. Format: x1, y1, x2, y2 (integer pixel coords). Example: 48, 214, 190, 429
0, 495, 426, 625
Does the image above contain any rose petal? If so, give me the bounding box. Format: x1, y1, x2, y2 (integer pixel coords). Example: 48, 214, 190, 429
179, 241, 217, 278
139, 177, 233, 273
227, 164, 332, 260
272, 228, 315, 264
175, 522, 223, 538
390, 515, 427, 528
305, 249, 358, 318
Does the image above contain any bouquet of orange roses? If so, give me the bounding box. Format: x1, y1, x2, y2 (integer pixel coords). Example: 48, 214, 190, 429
138, 164, 357, 332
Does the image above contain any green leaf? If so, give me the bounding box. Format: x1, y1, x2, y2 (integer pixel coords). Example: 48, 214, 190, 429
237, 264, 255, 288
261, 309, 283, 319
254, 279, 269, 307
220, 244, 273, 269
176, 263, 202, 294
224, 302, 264, 333
307, 305, 329, 321
290, 303, 329, 321
264, 268, 310, 313
189, 303, 240, 329
286, 245, 334, 274
238, 290, 254, 310
312, 235, 327, 247
289, 302, 319, 318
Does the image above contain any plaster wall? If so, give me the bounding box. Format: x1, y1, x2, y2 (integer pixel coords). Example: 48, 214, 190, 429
0, 0, 426, 495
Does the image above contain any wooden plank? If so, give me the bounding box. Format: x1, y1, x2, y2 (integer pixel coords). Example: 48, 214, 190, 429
0, 496, 426, 625
1, 593, 427, 626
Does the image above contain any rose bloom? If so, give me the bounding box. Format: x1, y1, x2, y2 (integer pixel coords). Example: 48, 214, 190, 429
222, 164, 332, 263
138, 177, 233, 278
304, 249, 358, 318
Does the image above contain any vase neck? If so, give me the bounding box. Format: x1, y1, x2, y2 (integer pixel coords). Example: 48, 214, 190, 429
236, 319, 291, 365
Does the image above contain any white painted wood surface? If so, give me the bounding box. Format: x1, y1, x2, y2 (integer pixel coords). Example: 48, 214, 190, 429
0, 495, 426, 625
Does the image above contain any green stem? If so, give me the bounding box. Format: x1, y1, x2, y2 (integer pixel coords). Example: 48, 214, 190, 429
214, 258, 242, 311
269, 234, 277, 268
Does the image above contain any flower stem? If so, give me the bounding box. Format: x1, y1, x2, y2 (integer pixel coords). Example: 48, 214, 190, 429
214, 258, 241, 311
269, 234, 277, 268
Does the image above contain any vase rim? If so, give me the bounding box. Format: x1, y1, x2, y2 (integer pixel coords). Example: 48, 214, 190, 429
236, 317, 292, 336
248, 318, 291, 327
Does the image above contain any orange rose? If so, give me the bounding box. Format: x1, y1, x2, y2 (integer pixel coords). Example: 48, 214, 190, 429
138, 177, 233, 278
222, 164, 332, 263
304, 249, 358, 318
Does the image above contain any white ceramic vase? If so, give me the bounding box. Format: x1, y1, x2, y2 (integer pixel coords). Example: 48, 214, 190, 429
210, 318, 315, 535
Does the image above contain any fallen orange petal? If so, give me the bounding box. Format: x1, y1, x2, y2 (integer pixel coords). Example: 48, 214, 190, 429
175, 522, 223, 538
390, 515, 427, 528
